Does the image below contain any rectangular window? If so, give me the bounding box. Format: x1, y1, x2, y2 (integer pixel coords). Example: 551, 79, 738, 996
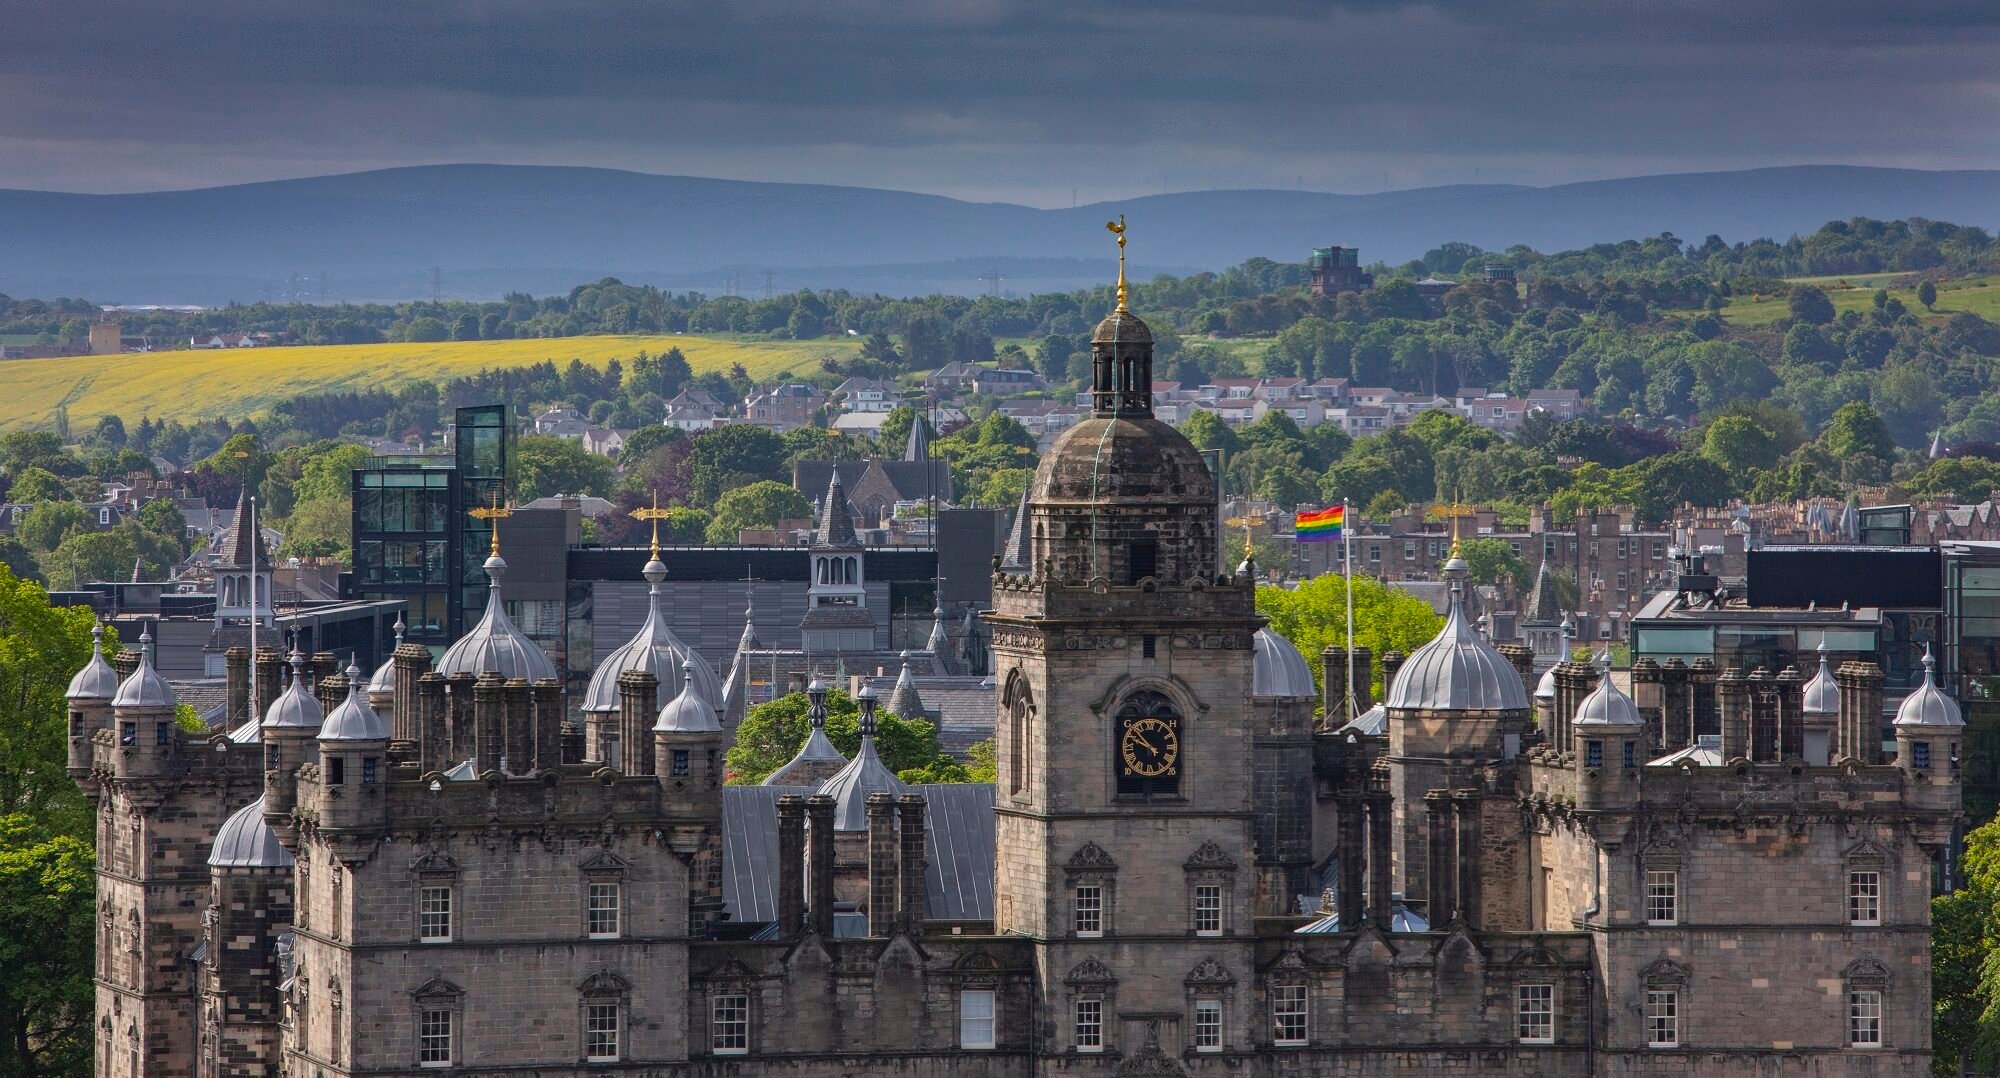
1848, 871, 1881, 926
69, 712, 82, 736
1848, 989, 1881, 1047
1272, 984, 1308, 1046
1073, 884, 1102, 937
1142, 634, 1156, 659
588, 882, 621, 938
1646, 989, 1679, 1048
1074, 998, 1103, 1052
1518, 984, 1554, 1043
328, 757, 346, 785
418, 1009, 451, 1067
584, 1001, 620, 1062
1193, 999, 1222, 1052
1913, 742, 1931, 770
362, 758, 378, 784
155, 722, 170, 746
1646, 870, 1678, 925
1585, 740, 1603, 768
1622, 741, 1636, 769
1194, 884, 1223, 936
711, 993, 749, 1055
959, 989, 996, 1049
120, 722, 135, 746
671, 749, 690, 777
419, 886, 453, 942
1404, 542, 1415, 561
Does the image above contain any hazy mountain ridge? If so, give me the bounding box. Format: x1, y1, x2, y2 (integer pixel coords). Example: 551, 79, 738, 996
2, 164, 1996, 303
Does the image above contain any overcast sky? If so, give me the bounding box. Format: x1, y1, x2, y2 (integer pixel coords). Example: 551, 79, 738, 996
5, 0, 1998, 205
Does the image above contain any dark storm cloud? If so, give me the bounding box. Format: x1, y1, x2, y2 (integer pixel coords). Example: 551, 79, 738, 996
3, 0, 1998, 201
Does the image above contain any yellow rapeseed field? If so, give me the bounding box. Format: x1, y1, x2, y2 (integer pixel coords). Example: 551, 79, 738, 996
0, 333, 862, 431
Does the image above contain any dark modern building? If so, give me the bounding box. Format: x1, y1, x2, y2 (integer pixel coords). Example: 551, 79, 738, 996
348, 404, 511, 645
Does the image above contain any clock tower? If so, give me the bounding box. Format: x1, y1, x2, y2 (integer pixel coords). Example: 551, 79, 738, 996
987, 222, 1265, 1059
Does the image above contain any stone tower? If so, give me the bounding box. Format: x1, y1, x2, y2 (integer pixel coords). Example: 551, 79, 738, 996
987, 265, 1265, 1056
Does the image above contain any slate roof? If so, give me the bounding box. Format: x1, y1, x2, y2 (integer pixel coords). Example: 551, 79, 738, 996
720, 783, 996, 926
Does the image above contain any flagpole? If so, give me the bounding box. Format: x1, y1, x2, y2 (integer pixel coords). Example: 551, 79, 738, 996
1343, 498, 1356, 720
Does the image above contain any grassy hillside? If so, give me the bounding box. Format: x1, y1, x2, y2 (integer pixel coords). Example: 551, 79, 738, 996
1724, 274, 2000, 326
0, 333, 861, 431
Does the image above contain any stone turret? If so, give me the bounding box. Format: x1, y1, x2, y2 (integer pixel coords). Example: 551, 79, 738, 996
316, 663, 389, 841
655, 658, 725, 817
1573, 657, 1646, 811
260, 649, 325, 844
1893, 648, 1963, 807
66, 621, 119, 788
110, 626, 177, 782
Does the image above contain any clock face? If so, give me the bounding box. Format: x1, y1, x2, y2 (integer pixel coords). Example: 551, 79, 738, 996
1120, 716, 1179, 778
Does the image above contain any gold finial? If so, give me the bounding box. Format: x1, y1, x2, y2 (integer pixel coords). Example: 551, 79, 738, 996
630, 490, 674, 559
1447, 496, 1467, 559
1243, 522, 1256, 560
467, 490, 513, 557
1105, 215, 1128, 312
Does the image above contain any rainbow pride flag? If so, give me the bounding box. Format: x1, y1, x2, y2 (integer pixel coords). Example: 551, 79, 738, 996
1295, 504, 1344, 542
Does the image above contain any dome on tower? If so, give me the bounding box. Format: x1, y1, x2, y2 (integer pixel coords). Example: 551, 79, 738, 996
654, 660, 720, 733
261, 651, 324, 731
581, 555, 721, 712
1572, 662, 1644, 728
1252, 628, 1317, 699
1895, 648, 1963, 728
1092, 308, 1153, 344
1384, 588, 1528, 712
112, 627, 175, 708
437, 554, 557, 682
320, 665, 388, 742
1801, 642, 1839, 715
208, 795, 293, 868
367, 616, 405, 695
817, 683, 904, 831
1534, 664, 1559, 701
1031, 416, 1215, 507
67, 623, 118, 700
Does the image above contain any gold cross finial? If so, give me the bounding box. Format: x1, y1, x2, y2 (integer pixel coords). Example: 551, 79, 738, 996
630, 490, 674, 558
1105, 215, 1128, 312
467, 490, 513, 557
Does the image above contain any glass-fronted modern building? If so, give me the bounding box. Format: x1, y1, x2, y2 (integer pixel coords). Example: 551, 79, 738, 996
349, 405, 512, 647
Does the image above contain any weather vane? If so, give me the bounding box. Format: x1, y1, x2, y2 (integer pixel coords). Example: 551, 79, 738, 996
1105, 215, 1128, 312
630, 490, 674, 558
467, 489, 513, 557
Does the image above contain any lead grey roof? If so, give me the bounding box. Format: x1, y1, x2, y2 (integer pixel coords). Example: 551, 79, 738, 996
208, 795, 293, 868
367, 618, 405, 695
67, 624, 119, 699
436, 555, 558, 682
1384, 587, 1528, 712
887, 652, 926, 718
1252, 627, 1318, 699
112, 629, 175, 708
262, 653, 324, 730
814, 469, 861, 549
1801, 643, 1839, 714
1331, 703, 1387, 737
818, 732, 906, 831
1649, 734, 1722, 767
1001, 486, 1031, 571
1522, 557, 1563, 626
654, 660, 721, 733
319, 666, 388, 742
1535, 663, 1559, 700
719, 783, 995, 925
1572, 662, 1644, 728
582, 561, 722, 712
1895, 650, 1964, 727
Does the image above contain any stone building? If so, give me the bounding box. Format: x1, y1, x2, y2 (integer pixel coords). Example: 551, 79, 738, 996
68, 262, 1955, 1076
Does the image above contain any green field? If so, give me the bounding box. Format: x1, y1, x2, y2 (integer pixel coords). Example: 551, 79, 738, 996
1723, 274, 2000, 326
0, 333, 862, 431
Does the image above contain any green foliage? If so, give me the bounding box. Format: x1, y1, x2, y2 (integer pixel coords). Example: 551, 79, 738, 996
1456, 537, 1531, 592
1821, 401, 1896, 463
725, 687, 960, 784
43, 521, 181, 590
0, 814, 94, 1078
1919, 280, 1939, 312
976, 467, 1034, 510
9, 467, 73, 504
705, 481, 813, 543
620, 424, 683, 463
1905, 458, 2000, 503
1179, 410, 1242, 458
279, 495, 352, 563
0, 568, 98, 834
1699, 415, 1780, 478
687, 424, 788, 504
1787, 285, 1837, 325
16, 502, 92, 554
514, 434, 614, 500
1255, 576, 1444, 707
287, 442, 374, 505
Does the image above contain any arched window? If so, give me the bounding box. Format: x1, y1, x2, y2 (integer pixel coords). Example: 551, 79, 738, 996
1004, 673, 1034, 797
1114, 690, 1182, 799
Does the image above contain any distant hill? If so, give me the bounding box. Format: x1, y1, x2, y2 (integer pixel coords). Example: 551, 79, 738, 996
2, 164, 1997, 303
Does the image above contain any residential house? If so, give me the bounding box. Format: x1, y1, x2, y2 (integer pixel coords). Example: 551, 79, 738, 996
1527, 388, 1584, 421
923, 361, 980, 395
969, 367, 1045, 396
662, 389, 729, 432
533, 406, 587, 437
743, 383, 825, 432
581, 428, 628, 458
831, 377, 902, 413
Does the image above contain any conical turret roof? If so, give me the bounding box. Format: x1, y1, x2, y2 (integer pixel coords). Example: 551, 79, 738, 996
1801, 642, 1839, 715
67, 622, 119, 700
320, 664, 388, 742
581, 553, 720, 711
1895, 647, 1963, 728
818, 682, 904, 830
887, 651, 925, 718
219, 487, 271, 570
1000, 486, 1032, 571
112, 626, 175, 708
815, 469, 860, 549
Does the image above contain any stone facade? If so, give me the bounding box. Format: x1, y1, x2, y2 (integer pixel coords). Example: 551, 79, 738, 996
66, 297, 1955, 1077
